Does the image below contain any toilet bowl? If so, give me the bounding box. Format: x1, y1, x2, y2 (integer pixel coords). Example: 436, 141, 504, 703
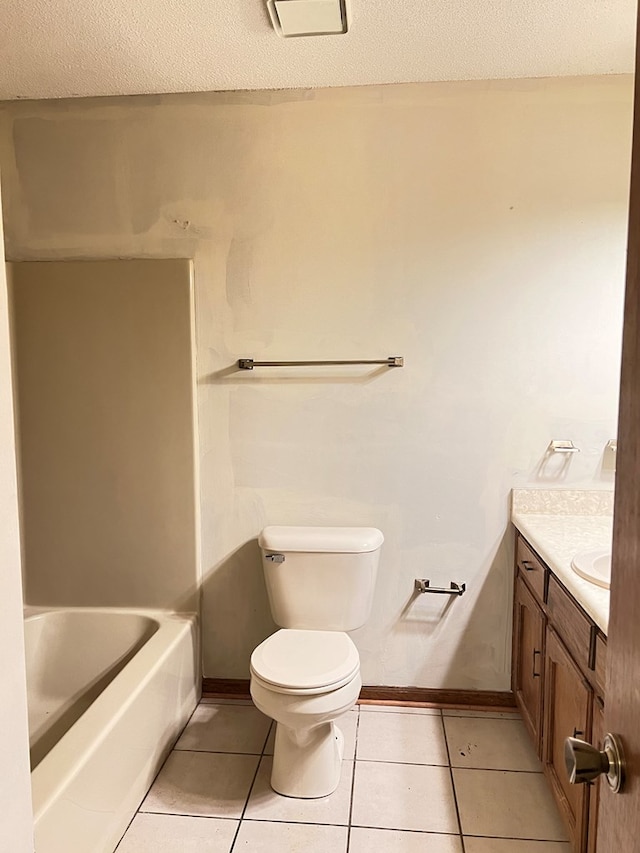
250, 629, 361, 798
250, 526, 383, 799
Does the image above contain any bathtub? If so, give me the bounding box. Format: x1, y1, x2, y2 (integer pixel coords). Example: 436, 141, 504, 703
24, 607, 199, 853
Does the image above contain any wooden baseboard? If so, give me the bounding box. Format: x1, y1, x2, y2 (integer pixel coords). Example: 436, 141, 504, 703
202, 678, 251, 698
202, 678, 515, 710
358, 686, 516, 709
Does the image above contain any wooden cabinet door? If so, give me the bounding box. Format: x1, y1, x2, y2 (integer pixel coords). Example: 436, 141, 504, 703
513, 574, 545, 753
543, 627, 592, 852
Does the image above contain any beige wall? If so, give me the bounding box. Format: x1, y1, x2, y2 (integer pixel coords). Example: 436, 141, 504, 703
0, 185, 33, 849
0, 76, 631, 689
9, 259, 199, 610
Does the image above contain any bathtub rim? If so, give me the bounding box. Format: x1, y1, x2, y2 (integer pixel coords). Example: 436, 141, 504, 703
26, 606, 199, 822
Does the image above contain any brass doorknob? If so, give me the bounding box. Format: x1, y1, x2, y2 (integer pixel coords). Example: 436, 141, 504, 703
564, 733, 626, 793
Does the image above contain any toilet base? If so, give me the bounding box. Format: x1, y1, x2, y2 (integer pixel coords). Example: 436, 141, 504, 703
271, 721, 345, 798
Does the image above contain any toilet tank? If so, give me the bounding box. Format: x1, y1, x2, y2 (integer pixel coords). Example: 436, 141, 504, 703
258, 526, 384, 631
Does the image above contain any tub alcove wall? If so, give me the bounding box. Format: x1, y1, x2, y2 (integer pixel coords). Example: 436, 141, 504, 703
9, 259, 200, 612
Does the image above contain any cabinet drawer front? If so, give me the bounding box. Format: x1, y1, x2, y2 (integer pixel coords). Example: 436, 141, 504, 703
517, 536, 546, 604
547, 575, 593, 673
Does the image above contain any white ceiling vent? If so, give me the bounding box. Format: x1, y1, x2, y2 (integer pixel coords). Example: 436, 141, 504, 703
267, 0, 349, 37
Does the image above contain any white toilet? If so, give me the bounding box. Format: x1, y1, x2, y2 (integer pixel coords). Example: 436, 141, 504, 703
250, 525, 383, 799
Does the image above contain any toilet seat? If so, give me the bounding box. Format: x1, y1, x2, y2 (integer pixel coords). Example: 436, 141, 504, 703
250, 629, 360, 695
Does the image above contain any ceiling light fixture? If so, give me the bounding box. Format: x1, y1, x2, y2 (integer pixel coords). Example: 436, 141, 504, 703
266, 0, 349, 38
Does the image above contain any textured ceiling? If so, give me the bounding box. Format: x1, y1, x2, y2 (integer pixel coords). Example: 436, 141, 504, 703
0, 0, 636, 101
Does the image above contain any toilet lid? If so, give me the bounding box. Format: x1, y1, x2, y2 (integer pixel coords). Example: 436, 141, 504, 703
250, 629, 360, 692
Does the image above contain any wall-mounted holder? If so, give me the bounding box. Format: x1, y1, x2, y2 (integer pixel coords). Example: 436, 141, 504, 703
548, 440, 580, 454
603, 439, 618, 474
238, 356, 403, 370
414, 579, 466, 596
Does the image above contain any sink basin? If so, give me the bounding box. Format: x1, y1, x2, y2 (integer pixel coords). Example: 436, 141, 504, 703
571, 549, 612, 589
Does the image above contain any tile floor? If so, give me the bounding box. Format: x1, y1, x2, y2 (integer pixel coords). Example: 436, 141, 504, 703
116, 700, 571, 852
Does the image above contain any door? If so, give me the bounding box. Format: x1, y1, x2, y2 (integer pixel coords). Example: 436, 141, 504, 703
596, 10, 640, 848
588, 699, 605, 853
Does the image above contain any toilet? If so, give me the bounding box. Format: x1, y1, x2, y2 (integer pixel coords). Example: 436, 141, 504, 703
250, 525, 383, 799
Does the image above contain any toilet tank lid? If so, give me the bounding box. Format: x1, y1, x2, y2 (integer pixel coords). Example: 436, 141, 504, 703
259, 526, 384, 554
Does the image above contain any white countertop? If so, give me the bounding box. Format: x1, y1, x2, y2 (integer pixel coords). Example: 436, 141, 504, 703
511, 490, 613, 635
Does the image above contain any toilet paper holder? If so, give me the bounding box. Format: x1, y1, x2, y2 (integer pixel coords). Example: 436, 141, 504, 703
414, 579, 466, 596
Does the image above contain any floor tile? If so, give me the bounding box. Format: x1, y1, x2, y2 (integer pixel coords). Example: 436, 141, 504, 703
464, 840, 572, 852
175, 702, 271, 754
443, 709, 520, 719
357, 710, 448, 765
453, 769, 568, 841
235, 820, 348, 851
359, 703, 441, 716
351, 761, 459, 834
264, 709, 358, 760
444, 716, 542, 771
244, 757, 354, 825
123, 702, 571, 853
116, 813, 238, 852
140, 751, 259, 818
349, 827, 463, 852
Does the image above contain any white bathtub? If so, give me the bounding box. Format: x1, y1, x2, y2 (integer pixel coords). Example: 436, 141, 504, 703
24, 607, 199, 853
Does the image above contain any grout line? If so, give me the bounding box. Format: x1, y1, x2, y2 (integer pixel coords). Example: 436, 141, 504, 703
440, 709, 466, 853
449, 766, 543, 774
354, 757, 452, 768
345, 707, 360, 852
137, 811, 238, 821
135, 810, 563, 843
261, 721, 274, 756
238, 819, 464, 835
116, 704, 202, 847
112, 810, 139, 851
131, 811, 567, 844
228, 754, 264, 852
227, 816, 350, 828
153, 749, 544, 774
449, 766, 544, 775
348, 824, 467, 837
358, 709, 443, 718
462, 834, 571, 843
359, 703, 444, 710
214, 815, 351, 827
173, 747, 265, 755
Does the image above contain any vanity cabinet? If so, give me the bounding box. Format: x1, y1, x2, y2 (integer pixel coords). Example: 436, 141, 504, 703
512, 532, 607, 853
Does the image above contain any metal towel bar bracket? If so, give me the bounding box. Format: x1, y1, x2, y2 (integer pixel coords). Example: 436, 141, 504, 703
238, 356, 404, 370
414, 579, 466, 596
548, 440, 580, 454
